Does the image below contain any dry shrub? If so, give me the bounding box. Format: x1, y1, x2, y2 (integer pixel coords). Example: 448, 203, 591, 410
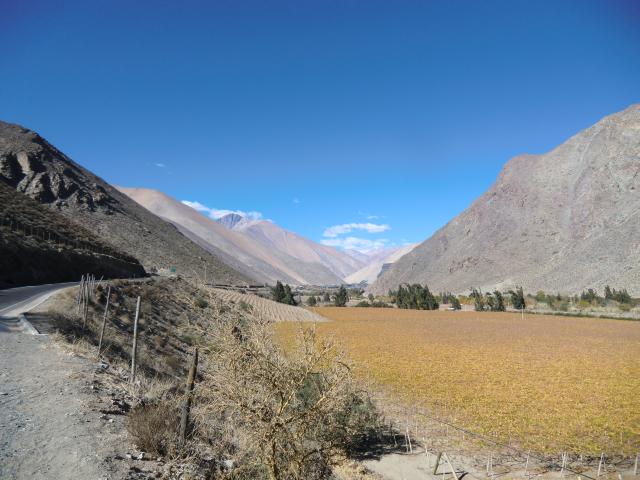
128, 401, 180, 456
194, 311, 381, 480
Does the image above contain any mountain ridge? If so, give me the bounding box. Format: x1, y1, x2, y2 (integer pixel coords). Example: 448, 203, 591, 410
371, 104, 640, 295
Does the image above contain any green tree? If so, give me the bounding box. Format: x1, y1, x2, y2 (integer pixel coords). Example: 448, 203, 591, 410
334, 285, 349, 307
604, 285, 613, 300
510, 286, 526, 310
283, 284, 297, 306
323, 292, 331, 303
306, 295, 317, 307
395, 284, 439, 310
451, 296, 461, 310
471, 288, 485, 312
488, 290, 505, 312
272, 281, 286, 303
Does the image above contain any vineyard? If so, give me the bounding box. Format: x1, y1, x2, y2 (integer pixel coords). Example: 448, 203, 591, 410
209, 288, 327, 323
275, 307, 640, 456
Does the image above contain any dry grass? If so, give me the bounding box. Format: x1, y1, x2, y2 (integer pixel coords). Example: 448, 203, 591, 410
210, 288, 327, 323
275, 308, 640, 455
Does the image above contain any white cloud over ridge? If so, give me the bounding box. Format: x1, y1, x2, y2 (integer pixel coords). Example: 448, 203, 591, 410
181, 200, 262, 220
323, 222, 390, 238
321, 236, 389, 253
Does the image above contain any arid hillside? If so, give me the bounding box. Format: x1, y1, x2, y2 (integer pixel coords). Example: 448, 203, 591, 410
118, 187, 346, 285
232, 219, 364, 280
345, 243, 417, 285
372, 104, 640, 295
0, 121, 250, 285
0, 181, 145, 288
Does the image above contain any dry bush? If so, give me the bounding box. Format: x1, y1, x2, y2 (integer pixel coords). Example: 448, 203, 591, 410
128, 401, 181, 456
194, 310, 381, 480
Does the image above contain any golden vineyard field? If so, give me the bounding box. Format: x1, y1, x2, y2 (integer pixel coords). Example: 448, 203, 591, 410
275, 307, 640, 455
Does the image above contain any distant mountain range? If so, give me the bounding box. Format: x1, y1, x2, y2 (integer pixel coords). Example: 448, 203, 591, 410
371, 104, 640, 296
118, 187, 364, 285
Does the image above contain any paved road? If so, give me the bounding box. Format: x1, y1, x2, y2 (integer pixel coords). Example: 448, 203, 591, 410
0, 282, 77, 320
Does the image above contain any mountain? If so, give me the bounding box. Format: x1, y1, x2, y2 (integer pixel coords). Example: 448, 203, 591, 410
226, 218, 365, 280
0, 121, 251, 285
118, 188, 347, 285
217, 213, 249, 230
343, 249, 371, 264
371, 104, 640, 296
0, 181, 145, 288
345, 244, 417, 285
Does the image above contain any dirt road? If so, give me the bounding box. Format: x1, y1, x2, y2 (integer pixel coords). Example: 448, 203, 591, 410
0, 284, 129, 480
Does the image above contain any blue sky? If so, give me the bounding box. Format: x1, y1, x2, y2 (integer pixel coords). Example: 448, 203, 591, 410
1, 1, 639, 252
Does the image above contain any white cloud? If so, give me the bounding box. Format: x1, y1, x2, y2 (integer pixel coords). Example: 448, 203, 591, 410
323, 222, 390, 238
321, 236, 389, 253
154, 163, 166, 168
181, 200, 262, 220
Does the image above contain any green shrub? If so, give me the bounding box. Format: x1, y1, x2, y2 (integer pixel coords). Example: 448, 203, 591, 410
194, 297, 208, 309
618, 303, 632, 312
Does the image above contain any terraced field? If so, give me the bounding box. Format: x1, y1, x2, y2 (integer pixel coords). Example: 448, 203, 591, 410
275, 307, 640, 455
210, 288, 326, 323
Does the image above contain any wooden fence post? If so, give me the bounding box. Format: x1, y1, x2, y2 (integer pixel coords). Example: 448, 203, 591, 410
97, 285, 111, 358
77, 275, 85, 314
597, 452, 604, 477
82, 278, 90, 329
179, 347, 199, 445
444, 453, 459, 480
130, 296, 141, 384
433, 452, 442, 475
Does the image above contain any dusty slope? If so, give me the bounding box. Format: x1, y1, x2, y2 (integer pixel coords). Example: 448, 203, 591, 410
0, 121, 250, 285
0, 330, 129, 480
345, 244, 417, 284
119, 187, 345, 285
235, 220, 365, 280
0, 181, 144, 288
372, 104, 640, 295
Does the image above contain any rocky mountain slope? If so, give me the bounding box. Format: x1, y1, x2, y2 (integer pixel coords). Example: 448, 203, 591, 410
119, 188, 347, 285
0, 181, 145, 288
225, 216, 365, 280
345, 243, 417, 285
0, 121, 251, 285
371, 104, 640, 296
216, 212, 249, 230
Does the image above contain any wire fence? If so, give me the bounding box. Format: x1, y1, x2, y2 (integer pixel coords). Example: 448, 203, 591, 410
0, 214, 137, 264
373, 398, 638, 480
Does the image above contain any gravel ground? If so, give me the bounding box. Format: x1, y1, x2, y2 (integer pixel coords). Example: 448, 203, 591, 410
0, 330, 129, 480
